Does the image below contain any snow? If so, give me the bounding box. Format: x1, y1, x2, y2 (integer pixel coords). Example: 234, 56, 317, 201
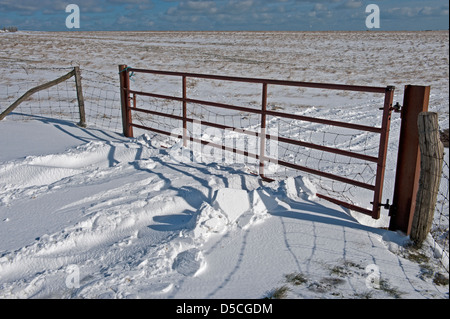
0, 31, 448, 299
0, 119, 447, 299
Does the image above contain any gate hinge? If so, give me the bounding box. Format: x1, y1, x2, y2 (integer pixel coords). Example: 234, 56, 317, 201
371, 199, 391, 210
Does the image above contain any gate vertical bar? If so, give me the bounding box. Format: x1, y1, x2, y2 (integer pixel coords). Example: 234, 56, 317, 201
119, 64, 133, 138
259, 83, 268, 178
371, 86, 395, 219
389, 85, 430, 234
182, 75, 187, 147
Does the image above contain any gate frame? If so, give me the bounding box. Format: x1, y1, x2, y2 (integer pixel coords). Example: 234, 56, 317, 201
118, 65, 396, 220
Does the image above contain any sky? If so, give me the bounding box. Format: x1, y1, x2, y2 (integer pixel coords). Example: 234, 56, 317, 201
0, 0, 449, 32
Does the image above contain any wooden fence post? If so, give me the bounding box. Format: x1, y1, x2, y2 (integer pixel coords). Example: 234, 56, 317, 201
410, 112, 444, 244
118, 64, 133, 138
74, 66, 87, 128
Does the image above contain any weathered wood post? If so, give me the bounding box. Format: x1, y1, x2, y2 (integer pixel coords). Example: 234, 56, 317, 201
74, 66, 87, 128
410, 112, 444, 244
118, 65, 133, 138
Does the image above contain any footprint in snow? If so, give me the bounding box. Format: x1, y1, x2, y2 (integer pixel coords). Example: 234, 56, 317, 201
172, 248, 206, 277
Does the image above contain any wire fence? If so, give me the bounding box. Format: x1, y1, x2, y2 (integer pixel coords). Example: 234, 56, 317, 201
0, 64, 448, 270
0, 64, 122, 132
432, 154, 449, 271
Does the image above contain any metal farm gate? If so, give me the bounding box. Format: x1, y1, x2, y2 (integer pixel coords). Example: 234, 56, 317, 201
118, 64, 402, 221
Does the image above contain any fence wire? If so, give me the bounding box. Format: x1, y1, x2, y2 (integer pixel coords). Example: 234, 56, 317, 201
0, 64, 122, 132
432, 153, 449, 271
0, 64, 448, 271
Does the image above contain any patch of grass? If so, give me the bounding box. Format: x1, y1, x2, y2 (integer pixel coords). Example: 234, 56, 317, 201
418, 263, 435, 280
330, 265, 349, 277
378, 279, 404, 299
353, 291, 374, 299
406, 250, 430, 264
328, 260, 364, 277
433, 272, 449, 286
321, 277, 346, 286
284, 272, 308, 286
306, 277, 346, 294
343, 260, 364, 269
264, 272, 308, 299
264, 285, 291, 299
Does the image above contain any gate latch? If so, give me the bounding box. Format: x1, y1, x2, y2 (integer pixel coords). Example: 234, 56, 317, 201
379, 102, 402, 113
371, 199, 391, 210
392, 102, 402, 113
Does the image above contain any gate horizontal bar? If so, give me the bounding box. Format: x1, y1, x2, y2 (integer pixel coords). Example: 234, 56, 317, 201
131, 106, 183, 121
131, 123, 175, 137
268, 158, 376, 191
316, 194, 373, 217
265, 110, 382, 133
275, 136, 378, 163
128, 68, 389, 93
130, 89, 262, 115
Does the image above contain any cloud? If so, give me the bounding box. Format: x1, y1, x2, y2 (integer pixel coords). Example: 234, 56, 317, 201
0, 0, 66, 14
0, 0, 145, 15
107, 0, 152, 3
163, 0, 260, 28
1, 0, 448, 31
1, 0, 107, 16
341, 0, 362, 9
308, 3, 333, 19
385, 5, 449, 19
169, 0, 218, 14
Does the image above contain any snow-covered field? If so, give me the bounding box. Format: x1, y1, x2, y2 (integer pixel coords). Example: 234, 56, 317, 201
0, 31, 448, 299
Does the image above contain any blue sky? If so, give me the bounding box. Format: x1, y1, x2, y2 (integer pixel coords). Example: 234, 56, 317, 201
0, 0, 448, 31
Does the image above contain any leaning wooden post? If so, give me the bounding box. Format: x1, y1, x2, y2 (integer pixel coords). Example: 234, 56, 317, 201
118, 65, 133, 138
0, 69, 75, 121
410, 112, 444, 245
74, 66, 87, 128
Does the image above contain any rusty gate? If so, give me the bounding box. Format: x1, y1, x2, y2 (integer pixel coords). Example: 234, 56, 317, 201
118, 65, 398, 220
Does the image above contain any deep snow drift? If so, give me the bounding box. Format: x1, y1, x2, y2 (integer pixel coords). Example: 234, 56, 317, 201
0, 120, 447, 299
